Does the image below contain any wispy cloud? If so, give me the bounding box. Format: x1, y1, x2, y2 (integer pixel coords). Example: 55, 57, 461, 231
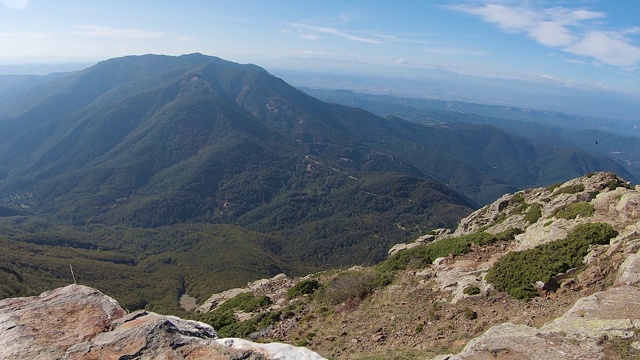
299, 32, 321, 41
291, 23, 381, 44
424, 47, 489, 56
72, 25, 164, 39
563, 58, 586, 65
372, 33, 432, 45
0, 31, 52, 40
0, 0, 28, 10
447, 3, 640, 68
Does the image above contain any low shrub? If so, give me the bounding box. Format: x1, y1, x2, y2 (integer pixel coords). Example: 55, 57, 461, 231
287, 279, 321, 299
314, 269, 394, 305
189, 292, 273, 336
485, 223, 617, 300
509, 193, 525, 205
463, 307, 477, 320
554, 202, 594, 220
524, 203, 542, 224
545, 182, 563, 192
377, 230, 522, 274
463, 285, 481, 295
552, 184, 585, 196
494, 228, 523, 242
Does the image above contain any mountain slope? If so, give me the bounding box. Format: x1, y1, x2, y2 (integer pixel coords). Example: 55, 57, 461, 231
303, 88, 640, 182
192, 172, 640, 359
0, 54, 634, 313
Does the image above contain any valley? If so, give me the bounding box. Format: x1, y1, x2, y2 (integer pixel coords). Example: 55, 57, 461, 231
0, 54, 638, 359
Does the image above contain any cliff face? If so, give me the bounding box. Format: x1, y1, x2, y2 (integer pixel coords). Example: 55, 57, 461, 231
0, 284, 325, 360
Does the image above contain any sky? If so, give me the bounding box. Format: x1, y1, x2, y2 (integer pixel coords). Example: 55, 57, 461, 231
1, 0, 640, 94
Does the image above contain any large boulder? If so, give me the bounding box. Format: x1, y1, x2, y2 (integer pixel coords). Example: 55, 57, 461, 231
0, 284, 325, 360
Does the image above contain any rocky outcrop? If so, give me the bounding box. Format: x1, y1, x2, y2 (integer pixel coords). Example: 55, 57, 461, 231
451, 173, 634, 249
197, 273, 292, 313
388, 228, 451, 256
437, 246, 640, 359
0, 284, 326, 360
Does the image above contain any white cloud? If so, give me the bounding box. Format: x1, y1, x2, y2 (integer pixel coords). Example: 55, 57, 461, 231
529, 21, 575, 47
291, 23, 381, 44
563, 58, 586, 65
566, 31, 640, 67
299, 33, 321, 41
448, 3, 640, 68
72, 26, 164, 39
0, 0, 28, 9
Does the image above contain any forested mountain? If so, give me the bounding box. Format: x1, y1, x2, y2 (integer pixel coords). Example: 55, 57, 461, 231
303, 88, 640, 181
0, 54, 631, 312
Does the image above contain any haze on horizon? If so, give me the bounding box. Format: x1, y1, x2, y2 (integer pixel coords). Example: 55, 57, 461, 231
1, 0, 639, 118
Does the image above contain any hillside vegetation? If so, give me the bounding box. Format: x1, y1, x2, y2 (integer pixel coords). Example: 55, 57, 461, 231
0, 54, 633, 318
187, 172, 640, 359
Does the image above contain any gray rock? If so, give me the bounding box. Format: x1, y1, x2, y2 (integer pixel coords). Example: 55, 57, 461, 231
0, 284, 326, 360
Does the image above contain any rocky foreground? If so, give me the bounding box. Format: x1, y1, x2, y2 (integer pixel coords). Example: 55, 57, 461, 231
0, 284, 325, 359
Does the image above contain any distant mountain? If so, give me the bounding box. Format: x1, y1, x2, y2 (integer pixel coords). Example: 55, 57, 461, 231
0, 54, 475, 292
302, 88, 640, 182
0, 54, 632, 312
0, 72, 70, 104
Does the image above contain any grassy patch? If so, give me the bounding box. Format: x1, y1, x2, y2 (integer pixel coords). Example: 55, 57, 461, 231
287, 279, 321, 299
463, 285, 481, 295
377, 229, 521, 273
315, 269, 391, 305
552, 184, 585, 196
189, 292, 274, 337
524, 203, 542, 224
554, 202, 594, 220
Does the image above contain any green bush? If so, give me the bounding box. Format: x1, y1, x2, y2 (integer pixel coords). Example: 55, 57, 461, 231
189, 292, 273, 336
494, 228, 524, 242
552, 184, 585, 196
545, 182, 563, 192
509, 193, 525, 205
486, 223, 617, 300
524, 203, 542, 224
606, 178, 629, 190
463, 285, 481, 295
287, 279, 321, 299
554, 202, 594, 220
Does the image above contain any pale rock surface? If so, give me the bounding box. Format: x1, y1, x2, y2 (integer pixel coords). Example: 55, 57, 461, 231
0, 284, 326, 360
432, 173, 640, 359
431, 256, 499, 304
542, 285, 640, 340
616, 250, 640, 286
215, 338, 326, 360
442, 322, 602, 360
388, 228, 451, 256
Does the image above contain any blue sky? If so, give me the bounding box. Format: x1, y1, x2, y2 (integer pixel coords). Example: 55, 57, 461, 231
1, 0, 639, 93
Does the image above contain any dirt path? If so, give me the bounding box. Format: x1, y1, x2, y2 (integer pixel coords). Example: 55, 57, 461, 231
180, 293, 197, 312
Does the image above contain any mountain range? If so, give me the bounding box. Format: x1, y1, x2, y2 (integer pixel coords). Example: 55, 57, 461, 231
0, 53, 633, 313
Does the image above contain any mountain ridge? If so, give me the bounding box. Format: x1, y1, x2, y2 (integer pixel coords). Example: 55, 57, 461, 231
0, 53, 635, 316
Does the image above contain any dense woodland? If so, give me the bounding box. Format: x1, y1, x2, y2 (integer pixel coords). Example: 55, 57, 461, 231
0, 54, 633, 313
